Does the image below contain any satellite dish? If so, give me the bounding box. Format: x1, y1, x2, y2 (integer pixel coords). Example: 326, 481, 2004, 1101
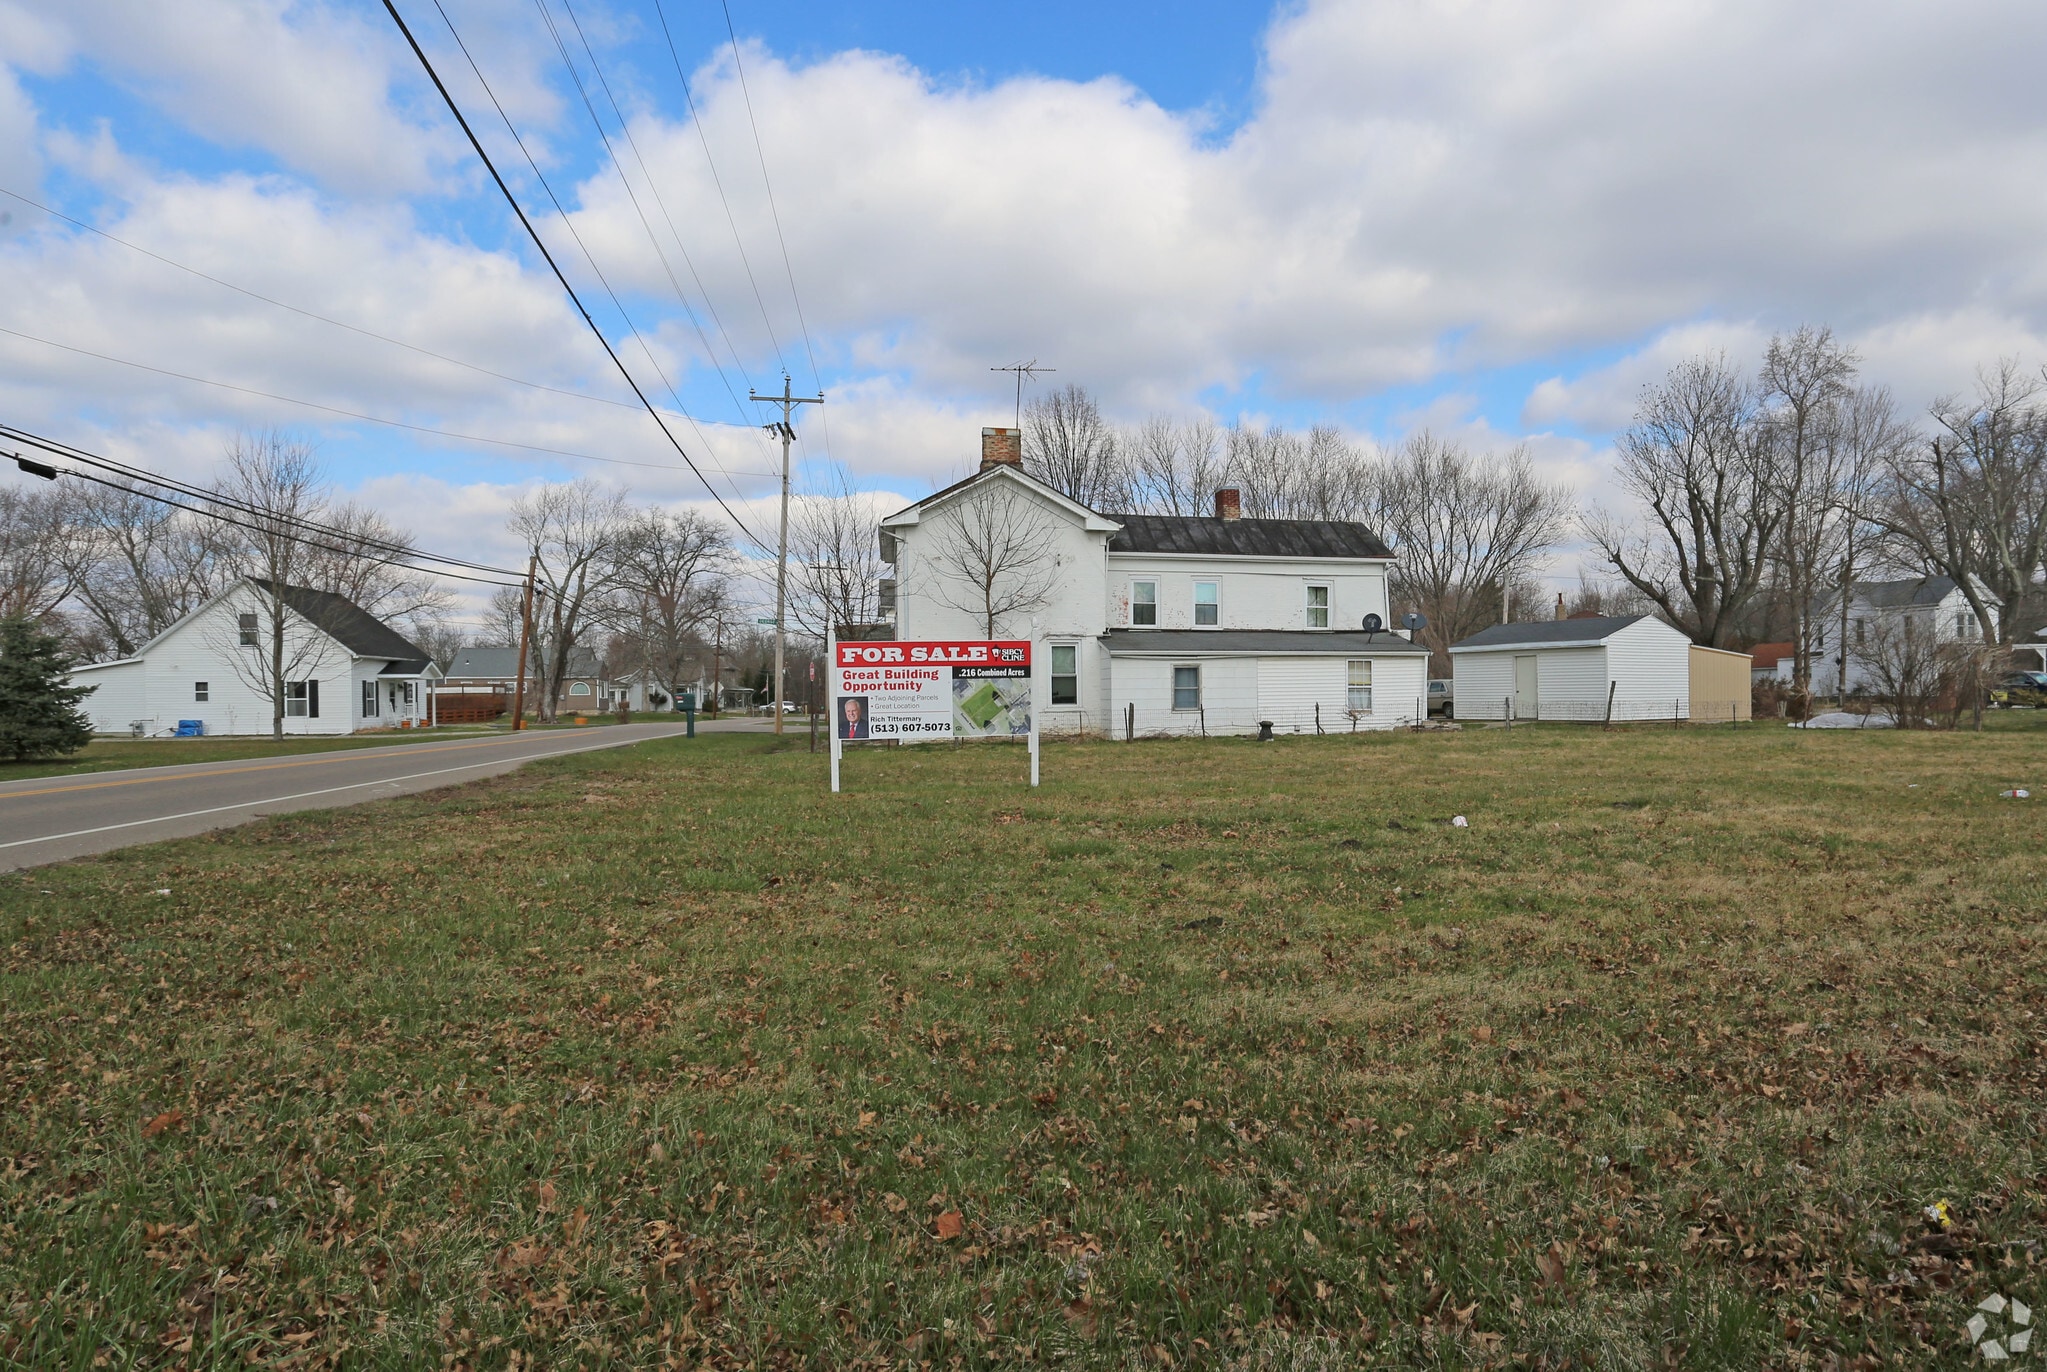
1362, 613, 1384, 633
1402, 610, 1428, 632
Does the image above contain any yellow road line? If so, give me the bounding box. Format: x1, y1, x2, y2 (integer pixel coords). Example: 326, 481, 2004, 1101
0, 734, 618, 801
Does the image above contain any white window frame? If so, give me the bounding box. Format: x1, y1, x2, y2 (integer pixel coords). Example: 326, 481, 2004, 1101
1347, 659, 1372, 714
193, 681, 208, 702
1305, 583, 1331, 630
285, 681, 311, 718
1172, 664, 1201, 711
1193, 579, 1219, 628
1050, 643, 1079, 705
237, 612, 259, 647
1130, 580, 1159, 627
569, 681, 593, 697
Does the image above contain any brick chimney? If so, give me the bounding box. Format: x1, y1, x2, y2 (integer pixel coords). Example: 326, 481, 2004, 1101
1555, 592, 1567, 620
979, 427, 1022, 472
1214, 487, 1242, 521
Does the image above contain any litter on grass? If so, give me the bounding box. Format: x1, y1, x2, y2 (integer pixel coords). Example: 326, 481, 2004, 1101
1791, 711, 1895, 729
1451, 815, 1469, 828
2000, 789, 2031, 799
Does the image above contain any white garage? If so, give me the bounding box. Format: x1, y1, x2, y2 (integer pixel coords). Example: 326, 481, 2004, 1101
1449, 614, 1692, 723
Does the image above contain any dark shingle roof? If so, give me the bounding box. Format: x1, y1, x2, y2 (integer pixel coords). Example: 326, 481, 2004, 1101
251, 579, 429, 673
1104, 629, 1428, 655
1103, 513, 1393, 560
1855, 576, 1957, 610
444, 645, 604, 681
1450, 614, 1649, 651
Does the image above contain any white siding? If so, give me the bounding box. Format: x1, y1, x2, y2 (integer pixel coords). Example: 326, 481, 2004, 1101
71, 660, 146, 735
1367, 655, 1431, 729
1452, 653, 1517, 720
1606, 618, 1691, 721
1257, 656, 1345, 734
1105, 557, 1391, 634
1108, 656, 1258, 736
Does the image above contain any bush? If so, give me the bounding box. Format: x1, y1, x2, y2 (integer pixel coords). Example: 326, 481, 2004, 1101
0, 616, 96, 761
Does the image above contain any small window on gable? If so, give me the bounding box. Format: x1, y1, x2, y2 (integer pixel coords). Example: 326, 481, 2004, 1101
238, 612, 258, 646
1172, 664, 1201, 711
1194, 580, 1218, 627
1051, 645, 1078, 705
1131, 581, 1158, 627
1305, 584, 1331, 629
193, 681, 209, 702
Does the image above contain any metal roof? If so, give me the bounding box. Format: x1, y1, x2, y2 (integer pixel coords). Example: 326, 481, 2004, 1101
1449, 614, 1651, 652
1103, 513, 1393, 560
1103, 629, 1428, 655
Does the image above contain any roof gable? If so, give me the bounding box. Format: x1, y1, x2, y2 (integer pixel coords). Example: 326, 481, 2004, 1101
247, 579, 430, 673
880, 464, 1121, 533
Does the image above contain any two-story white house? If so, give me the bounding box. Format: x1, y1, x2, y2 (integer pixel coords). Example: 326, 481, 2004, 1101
69, 577, 442, 736
877, 428, 1430, 736
1785, 575, 2002, 694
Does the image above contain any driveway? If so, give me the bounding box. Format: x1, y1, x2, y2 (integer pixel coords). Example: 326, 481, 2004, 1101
0, 722, 696, 871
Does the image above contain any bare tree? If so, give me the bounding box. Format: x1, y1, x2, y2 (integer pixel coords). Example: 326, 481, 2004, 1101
56, 481, 228, 659
1126, 415, 1227, 515
1373, 434, 1573, 668
508, 480, 632, 721
921, 481, 1061, 637
1024, 384, 1128, 509
608, 506, 729, 706
1759, 327, 1859, 691
787, 471, 888, 635
206, 432, 332, 740
300, 502, 450, 628
1587, 354, 1781, 648
1871, 361, 2047, 644
0, 482, 77, 624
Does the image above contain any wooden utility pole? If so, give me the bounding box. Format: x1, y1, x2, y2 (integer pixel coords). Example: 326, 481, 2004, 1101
511, 554, 536, 731
750, 375, 823, 735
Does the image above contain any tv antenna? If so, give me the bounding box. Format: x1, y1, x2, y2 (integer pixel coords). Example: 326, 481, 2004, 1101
991, 360, 1055, 427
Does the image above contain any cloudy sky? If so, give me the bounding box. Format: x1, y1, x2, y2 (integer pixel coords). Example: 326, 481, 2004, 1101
4, 0, 2046, 609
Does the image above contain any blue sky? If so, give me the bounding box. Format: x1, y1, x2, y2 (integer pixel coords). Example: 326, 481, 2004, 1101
4, 0, 2046, 595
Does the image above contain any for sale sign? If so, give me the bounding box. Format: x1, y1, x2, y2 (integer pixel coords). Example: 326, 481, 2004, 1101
832, 640, 1031, 743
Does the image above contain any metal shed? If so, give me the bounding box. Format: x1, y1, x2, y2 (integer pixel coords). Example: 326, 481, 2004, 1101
1688, 645, 1753, 723
1448, 614, 1693, 723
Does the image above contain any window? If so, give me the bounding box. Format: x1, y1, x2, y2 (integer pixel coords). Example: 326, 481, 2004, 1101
1854, 620, 1866, 647
193, 681, 208, 702
1131, 580, 1158, 627
1347, 659, 1373, 714
238, 612, 258, 646
285, 680, 319, 718
362, 680, 379, 718
1172, 664, 1201, 711
1051, 645, 1078, 705
1305, 584, 1331, 629
569, 682, 592, 696
1193, 580, 1218, 627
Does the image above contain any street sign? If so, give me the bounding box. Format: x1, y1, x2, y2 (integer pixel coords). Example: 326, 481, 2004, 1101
755, 617, 778, 626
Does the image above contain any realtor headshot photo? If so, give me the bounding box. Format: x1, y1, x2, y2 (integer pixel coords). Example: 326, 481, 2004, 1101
838, 696, 869, 740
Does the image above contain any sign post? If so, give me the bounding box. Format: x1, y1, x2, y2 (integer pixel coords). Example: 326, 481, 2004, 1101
829, 638, 1036, 790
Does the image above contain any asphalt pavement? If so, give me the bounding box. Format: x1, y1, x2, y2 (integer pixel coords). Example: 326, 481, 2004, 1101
0, 722, 700, 871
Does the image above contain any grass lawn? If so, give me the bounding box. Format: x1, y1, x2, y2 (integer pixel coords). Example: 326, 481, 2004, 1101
0, 719, 649, 783
2, 725, 2044, 1368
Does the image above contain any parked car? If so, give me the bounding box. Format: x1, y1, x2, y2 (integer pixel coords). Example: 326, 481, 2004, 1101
1428, 678, 1453, 718
1989, 671, 2047, 708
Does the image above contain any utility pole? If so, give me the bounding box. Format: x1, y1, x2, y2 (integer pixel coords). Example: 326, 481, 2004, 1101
511, 554, 536, 731
991, 360, 1054, 428
750, 375, 822, 735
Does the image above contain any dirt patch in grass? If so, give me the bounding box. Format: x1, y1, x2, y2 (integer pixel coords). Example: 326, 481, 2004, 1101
2, 726, 2044, 1367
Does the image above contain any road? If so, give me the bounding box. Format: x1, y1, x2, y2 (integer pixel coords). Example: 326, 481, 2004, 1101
0, 722, 700, 872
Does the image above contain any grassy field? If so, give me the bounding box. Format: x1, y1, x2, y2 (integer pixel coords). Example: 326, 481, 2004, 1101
2, 724, 2044, 1368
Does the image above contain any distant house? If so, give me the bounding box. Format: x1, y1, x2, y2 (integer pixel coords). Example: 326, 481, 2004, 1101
442, 645, 630, 713
1749, 641, 1794, 683
1448, 614, 1693, 722
1805, 576, 2000, 693
68, 578, 440, 736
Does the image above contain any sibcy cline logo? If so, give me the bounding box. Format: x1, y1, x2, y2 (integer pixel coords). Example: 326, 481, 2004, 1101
1968, 1292, 2033, 1361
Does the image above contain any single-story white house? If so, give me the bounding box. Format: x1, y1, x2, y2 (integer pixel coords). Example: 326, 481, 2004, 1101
877, 427, 1431, 735
69, 577, 442, 736
1449, 613, 1693, 723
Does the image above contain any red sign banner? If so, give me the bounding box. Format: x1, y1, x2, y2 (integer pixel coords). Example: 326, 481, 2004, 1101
835, 640, 1031, 668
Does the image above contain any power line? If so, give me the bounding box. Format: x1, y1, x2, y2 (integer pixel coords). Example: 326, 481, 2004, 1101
546, 0, 772, 446
384, 0, 766, 547
0, 323, 774, 478
719, 1, 837, 468
4, 426, 526, 589
427, 0, 766, 523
